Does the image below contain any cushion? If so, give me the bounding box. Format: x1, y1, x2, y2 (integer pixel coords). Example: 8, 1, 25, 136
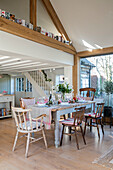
19, 121, 41, 130
84, 113, 100, 118
21, 98, 35, 108
60, 118, 80, 126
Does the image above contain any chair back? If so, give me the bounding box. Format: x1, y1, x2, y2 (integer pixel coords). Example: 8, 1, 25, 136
12, 107, 40, 132
73, 107, 86, 125
95, 103, 104, 117
20, 97, 35, 109
79, 88, 96, 101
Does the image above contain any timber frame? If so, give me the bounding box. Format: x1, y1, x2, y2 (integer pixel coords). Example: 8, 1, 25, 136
77, 46, 113, 58
41, 0, 70, 42
1, 0, 113, 95
0, 16, 76, 55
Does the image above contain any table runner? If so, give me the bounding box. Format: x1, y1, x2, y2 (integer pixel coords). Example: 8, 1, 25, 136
27, 105, 57, 129
27, 102, 94, 129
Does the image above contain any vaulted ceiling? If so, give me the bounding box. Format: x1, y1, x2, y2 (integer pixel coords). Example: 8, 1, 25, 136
50, 0, 113, 52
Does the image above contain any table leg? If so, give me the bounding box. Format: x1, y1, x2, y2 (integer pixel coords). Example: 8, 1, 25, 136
54, 111, 60, 148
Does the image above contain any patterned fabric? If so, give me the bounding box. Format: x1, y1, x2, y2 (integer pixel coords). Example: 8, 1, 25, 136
19, 121, 41, 131
84, 113, 100, 118
60, 118, 80, 126
21, 98, 35, 109
19, 121, 36, 130
27, 105, 53, 129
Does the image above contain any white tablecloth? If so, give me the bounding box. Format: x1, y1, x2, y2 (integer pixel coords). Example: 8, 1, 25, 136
27, 105, 56, 129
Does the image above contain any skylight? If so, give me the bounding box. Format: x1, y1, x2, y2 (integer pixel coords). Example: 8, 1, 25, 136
82, 40, 95, 49
95, 44, 103, 49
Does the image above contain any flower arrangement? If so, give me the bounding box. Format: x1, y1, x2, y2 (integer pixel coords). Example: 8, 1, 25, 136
2, 90, 7, 94
37, 97, 48, 104
56, 83, 73, 101
68, 97, 78, 103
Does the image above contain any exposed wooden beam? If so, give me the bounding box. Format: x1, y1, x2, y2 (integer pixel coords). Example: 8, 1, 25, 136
0, 17, 76, 55
30, 0, 37, 29
77, 46, 113, 58
41, 0, 70, 42
30, 0, 33, 24
73, 54, 80, 96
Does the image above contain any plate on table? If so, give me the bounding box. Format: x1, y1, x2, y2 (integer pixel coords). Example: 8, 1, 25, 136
77, 100, 87, 103
60, 102, 70, 105
37, 103, 46, 107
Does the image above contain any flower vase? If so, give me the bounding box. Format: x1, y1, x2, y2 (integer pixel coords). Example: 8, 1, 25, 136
62, 93, 65, 101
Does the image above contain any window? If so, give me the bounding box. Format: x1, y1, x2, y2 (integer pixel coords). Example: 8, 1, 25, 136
16, 78, 32, 92
26, 78, 32, 92
16, 78, 24, 92
56, 75, 64, 85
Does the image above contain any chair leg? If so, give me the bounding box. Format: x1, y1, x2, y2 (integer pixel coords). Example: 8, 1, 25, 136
90, 119, 92, 132
60, 125, 65, 146
97, 124, 100, 139
25, 133, 30, 158
12, 130, 19, 151
69, 127, 71, 141
80, 126, 86, 145
42, 128, 48, 149
84, 117, 87, 135
100, 121, 104, 135
75, 127, 79, 150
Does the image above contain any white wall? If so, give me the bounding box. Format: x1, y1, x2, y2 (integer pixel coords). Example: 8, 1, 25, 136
37, 0, 59, 35
0, 75, 11, 94
64, 66, 73, 86
0, 0, 29, 23
44, 68, 64, 86
0, 31, 74, 66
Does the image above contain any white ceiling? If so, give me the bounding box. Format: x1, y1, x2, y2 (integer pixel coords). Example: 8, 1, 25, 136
50, 0, 113, 52
0, 54, 62, 74
0, 30, 73, 74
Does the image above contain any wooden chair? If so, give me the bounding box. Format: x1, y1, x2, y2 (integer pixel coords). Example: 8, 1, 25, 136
79, 88, 96, 101
60, 107, 86, 150
84, 103, 104, 138
20, 97, 35, 109
12, 107, 47, 158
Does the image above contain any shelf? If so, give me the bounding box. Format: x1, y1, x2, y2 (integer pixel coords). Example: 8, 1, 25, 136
0, 17, 76, 55
0, 115, 12, 119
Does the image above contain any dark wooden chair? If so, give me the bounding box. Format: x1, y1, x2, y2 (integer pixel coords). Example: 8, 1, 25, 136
60, 107, 86, 150
79, 88, 96, 101
84, 103, 104, 138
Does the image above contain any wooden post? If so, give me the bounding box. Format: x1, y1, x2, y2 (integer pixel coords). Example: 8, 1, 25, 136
73, 54, 80, 96
30, 0, 37, 29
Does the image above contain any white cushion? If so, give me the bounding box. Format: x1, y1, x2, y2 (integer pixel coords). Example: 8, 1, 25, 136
19, 121, 40, 130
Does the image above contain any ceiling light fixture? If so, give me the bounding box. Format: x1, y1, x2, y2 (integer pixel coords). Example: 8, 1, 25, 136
95, 44, 103, 49
82, 40, 95, 49
0, 58, 20, 64
0, 56, 10, 60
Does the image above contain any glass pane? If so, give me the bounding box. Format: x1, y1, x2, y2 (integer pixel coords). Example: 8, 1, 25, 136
19, 78, 21, 91
22, 78, 24, 91
30, 83, 32, 92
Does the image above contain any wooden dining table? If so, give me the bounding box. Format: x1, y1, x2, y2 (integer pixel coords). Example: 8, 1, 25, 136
27, 101, 95, 148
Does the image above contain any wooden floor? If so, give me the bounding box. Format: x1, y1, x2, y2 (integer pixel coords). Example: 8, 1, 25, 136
0, 118, 113, 170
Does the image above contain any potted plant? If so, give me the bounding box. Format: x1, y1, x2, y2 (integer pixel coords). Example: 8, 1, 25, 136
104, 80, 113, 122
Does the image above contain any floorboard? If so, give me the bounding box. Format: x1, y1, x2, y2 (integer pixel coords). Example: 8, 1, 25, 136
0, 118, 113, 170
